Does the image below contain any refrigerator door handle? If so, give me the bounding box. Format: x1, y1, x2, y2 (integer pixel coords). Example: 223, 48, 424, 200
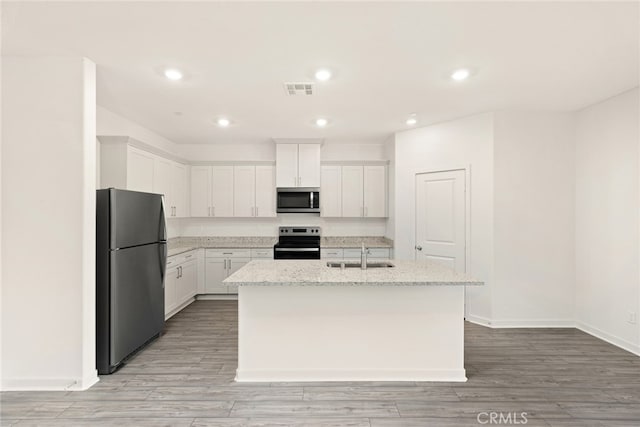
159, 243, 167, 287
159, 195, 167, 241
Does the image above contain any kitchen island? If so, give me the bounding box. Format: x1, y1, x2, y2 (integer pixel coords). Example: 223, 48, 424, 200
224, 259, 483, 382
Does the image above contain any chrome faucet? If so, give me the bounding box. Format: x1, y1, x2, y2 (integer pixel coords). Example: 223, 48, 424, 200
361, 243, 371, 270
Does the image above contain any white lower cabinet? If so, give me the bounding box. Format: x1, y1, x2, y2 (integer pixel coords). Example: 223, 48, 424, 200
322, 247, 392, 260
205, 249, 251, 294
165, 250, 198, 319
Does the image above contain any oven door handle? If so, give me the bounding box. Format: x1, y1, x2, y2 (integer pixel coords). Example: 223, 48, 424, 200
275, 247, 320, 252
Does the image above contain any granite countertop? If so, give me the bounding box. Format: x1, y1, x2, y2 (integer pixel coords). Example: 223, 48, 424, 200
167, 236, 394, 258
321, 236, 393, 248
223, 259, 483, 287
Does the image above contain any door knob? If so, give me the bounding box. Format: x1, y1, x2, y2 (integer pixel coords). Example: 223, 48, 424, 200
415, 245, 423, 251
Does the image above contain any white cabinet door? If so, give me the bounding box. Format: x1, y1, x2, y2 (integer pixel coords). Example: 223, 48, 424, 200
276, 144, 298, 187
205, 259, 228, 293
153, 156, 173, 214
233, 166, 256, 217
341, 166, 364, 217
164, 266, 179, 317
321, 165, 342, 217
211, 166, 234, 217
127, 146, 155, 193
176, 259, 197, 304
227, 258, 250, 294
363, 166, 387, 217
190, 166, 211, 217
172, 162, 189, 218
255, 165, 276, 217
298, 144, 321, 187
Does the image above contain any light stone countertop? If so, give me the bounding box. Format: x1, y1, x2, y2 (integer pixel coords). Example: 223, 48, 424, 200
223, 259, 483, 287
167, 236, 394, 258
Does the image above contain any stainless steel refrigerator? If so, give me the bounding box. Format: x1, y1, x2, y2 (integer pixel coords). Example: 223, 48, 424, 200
96, 188, 167, 374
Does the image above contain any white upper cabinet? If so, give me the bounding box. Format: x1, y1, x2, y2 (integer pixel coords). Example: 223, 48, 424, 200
363, 165, 387, 217
171, 162, 189, 218
153, 156, 173, 213
101, 141, 189, 218
233, 165, 256, 217
127, 146, 155, 193
341, 166, 365, 217
298, 144, 321, 187
320, 165, 342, 217
211, 166, 234, 217
190, 166, 211, 217
276, 144, 299, 187
275, 143, 321, 188
190, 164, 274, 218
255, 165, 276, 217
322, 164, 388, 218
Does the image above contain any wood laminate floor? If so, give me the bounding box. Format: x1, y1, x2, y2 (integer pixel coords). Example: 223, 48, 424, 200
2, 300, 640, 426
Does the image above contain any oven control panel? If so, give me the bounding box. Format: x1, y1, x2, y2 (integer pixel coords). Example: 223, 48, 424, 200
278, 226, 321, 236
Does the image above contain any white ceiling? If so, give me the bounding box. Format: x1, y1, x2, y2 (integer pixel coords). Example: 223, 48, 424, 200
2, 1, 638, 144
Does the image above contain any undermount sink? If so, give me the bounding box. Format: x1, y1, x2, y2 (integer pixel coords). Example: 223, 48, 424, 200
326, 261, 394, 269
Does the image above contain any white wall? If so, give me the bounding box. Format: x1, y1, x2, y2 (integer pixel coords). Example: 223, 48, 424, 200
97, 106, 180, 156
575, 88, 640, 354
394, 113, 495, 322
493, 112, 576, 326
1, 57, 97, 390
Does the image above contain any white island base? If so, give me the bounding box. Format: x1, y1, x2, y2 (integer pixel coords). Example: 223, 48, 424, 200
236, 285, 467, 382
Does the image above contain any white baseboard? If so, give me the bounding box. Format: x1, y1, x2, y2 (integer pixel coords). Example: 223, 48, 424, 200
465, 314, 492, 327
1, 371, 99, 391
165, 296, 196, 320
576, 321, 640, 357
489, 319, 576, 328
236, 368, 467, 382
196, 294, 238, 301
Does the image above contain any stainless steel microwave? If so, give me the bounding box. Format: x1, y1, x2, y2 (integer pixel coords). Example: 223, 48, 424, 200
276, 188, 320, 213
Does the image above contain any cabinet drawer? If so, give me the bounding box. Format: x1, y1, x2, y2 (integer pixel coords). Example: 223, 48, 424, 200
251, 248, 274, 259
343, 248, 390, 259
206, 249, 251, 258
167, 250, 197, 267
321, 248, 344, 259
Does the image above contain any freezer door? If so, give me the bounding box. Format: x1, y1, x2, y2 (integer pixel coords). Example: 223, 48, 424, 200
110, 189, 166, 249
110, 242, 166, 367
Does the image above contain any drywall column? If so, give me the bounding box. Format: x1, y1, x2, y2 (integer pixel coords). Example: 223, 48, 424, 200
1, 57, 98, 390
393, 113, 495, 323
575, 88, 640, 355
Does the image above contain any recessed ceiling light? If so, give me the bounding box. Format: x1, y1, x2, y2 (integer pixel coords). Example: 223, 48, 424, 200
315, 118, 328, 127
164, 69, 183, 81
217, 117, 230, 127
451, 68, 471, 81
314, 69, 332, 81
406, 114, 417, 126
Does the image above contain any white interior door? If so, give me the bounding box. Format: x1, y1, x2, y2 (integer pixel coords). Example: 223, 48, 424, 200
415, 169, 466, 272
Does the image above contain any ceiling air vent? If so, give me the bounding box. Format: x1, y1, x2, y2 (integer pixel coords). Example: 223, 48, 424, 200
283, 82, 314, 96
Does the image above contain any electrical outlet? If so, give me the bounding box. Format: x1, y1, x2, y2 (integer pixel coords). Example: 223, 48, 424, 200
628, 311, 637, 325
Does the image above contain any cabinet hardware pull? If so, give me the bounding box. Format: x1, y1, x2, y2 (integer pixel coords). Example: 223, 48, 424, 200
365, 207, 368, 217
213, 206, 215, 216
185, 255, 193, 258
256, 206, 259, 216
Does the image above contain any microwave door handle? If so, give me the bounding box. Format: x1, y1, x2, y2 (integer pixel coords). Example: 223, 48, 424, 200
310, 191, 314, 208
